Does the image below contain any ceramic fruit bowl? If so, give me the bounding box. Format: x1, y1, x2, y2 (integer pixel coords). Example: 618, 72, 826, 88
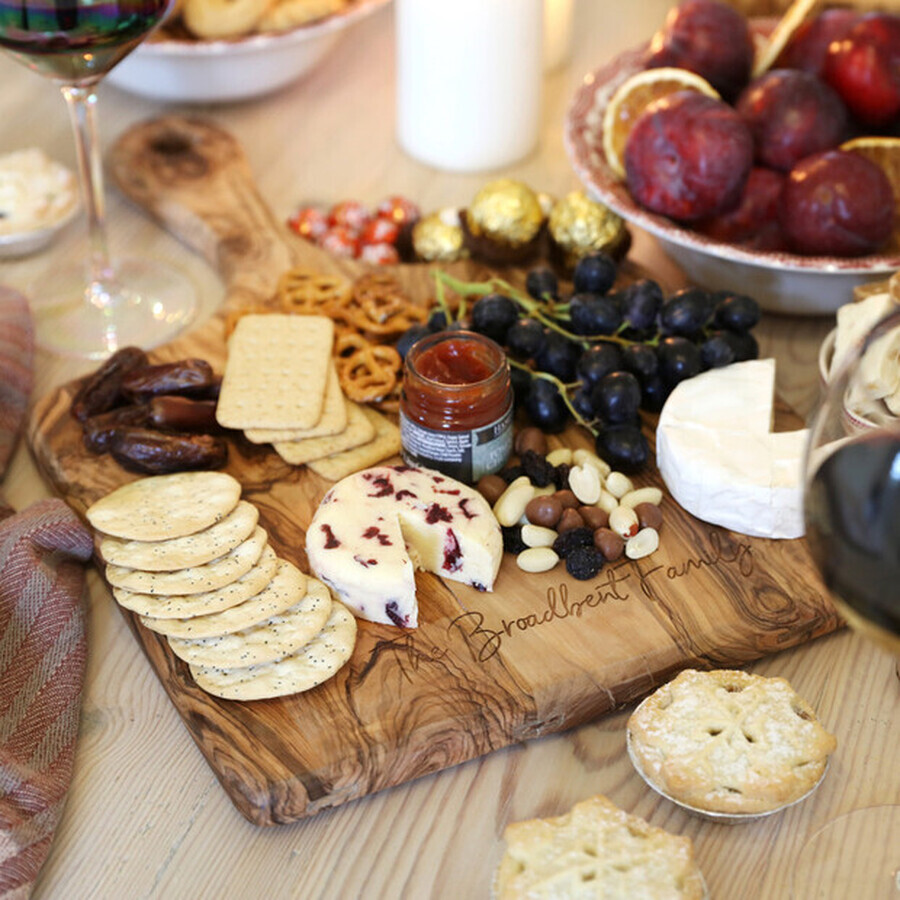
564, 33, 900, 317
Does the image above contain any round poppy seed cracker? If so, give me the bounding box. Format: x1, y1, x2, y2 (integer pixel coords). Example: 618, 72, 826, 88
188, 600, 356, 701
167, 576, 334, 667
105, 525, 268, 596
140, 559, 312, 639
113, 545, 278, 618
86, 471, 242, 541
100, 501, 259, 571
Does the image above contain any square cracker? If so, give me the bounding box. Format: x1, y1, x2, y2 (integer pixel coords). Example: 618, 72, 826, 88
307, 406, 401, 481
243, 362, 347, 444
273, 400, 376, 465
215, 314, 333, 430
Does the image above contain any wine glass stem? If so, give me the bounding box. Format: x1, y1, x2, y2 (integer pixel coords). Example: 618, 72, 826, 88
60, 84, 118, 306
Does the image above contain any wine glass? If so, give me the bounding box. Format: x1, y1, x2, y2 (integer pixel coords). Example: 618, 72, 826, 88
794, 304, 900, 898
0, 0, 196, 359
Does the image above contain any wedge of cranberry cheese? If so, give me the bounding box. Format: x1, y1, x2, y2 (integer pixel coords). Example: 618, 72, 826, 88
306, 464, 503, 628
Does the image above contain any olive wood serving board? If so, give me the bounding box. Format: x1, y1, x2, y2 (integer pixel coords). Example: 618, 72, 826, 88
27, 117, 840, 826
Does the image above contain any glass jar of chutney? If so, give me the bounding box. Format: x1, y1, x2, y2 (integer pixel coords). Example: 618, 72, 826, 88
400, 330, 514, 483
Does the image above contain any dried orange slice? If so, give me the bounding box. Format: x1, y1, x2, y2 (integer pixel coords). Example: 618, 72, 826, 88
602, 67, 719, 180
752, 0, 821, 78
840, 135, 900, 252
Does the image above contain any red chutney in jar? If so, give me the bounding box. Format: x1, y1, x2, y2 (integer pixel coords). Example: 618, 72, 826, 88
400, 330, 513, 482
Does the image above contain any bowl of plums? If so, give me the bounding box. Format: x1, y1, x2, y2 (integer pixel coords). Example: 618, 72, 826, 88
565, 0, 900, 316
107, 0, 388, 103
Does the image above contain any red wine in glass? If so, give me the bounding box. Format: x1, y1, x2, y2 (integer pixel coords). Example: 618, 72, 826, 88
0, 0, 196, 358
806, 431, 900, 652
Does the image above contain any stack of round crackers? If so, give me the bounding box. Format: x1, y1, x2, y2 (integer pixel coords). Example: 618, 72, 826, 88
85, 471, 356, 701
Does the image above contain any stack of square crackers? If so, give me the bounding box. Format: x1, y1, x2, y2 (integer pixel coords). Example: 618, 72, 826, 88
85, 472, 356, 701
215, 314, 401, 481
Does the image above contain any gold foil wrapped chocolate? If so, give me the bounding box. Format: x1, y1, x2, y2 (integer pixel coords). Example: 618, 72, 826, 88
548, 190, 629, 270
411, 208, 468, 262
465, 178, 544, 247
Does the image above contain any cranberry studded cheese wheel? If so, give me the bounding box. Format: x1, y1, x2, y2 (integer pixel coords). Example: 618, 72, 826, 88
305, 464, 503, 629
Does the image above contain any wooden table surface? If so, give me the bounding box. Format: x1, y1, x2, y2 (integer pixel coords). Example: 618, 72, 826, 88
2, 2, 898, 898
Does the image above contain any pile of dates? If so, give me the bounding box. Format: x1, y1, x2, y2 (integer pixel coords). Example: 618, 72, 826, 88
623, 0, 900, 256
398, 251, 761, 475
71, 347, 228, 474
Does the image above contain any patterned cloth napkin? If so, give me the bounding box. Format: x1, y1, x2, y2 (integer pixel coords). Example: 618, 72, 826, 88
0, 288, 94, 899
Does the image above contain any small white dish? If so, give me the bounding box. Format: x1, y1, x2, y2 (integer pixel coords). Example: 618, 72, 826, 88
0, 202, 79, 259
626, 698, 829, 825
107, 0, 388, 104
564, 31, 900, 316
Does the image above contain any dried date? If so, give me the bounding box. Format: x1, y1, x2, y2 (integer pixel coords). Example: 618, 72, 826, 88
71, 347, 148, 422
121, 359, 215, 401
149, 396, 220, 433
108, 428, 227, 474
82, 404, 150, 453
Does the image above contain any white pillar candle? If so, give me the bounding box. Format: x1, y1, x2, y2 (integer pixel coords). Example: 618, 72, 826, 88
395, 0, 544, 172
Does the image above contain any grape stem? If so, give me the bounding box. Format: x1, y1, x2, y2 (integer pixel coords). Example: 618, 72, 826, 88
433, 271, 655, 348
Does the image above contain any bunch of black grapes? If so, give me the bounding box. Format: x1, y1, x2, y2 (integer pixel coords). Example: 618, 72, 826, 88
397, 252, 761, 473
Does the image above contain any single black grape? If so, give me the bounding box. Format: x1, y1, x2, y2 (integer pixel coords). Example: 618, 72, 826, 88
718, 329, 759, 362
657, 336, 703, 388
568, 293, 623, 336
616, 279, 664, 332
534, 331, 580, 381
576, 342, 623, 387
510, 366, 533, 406
470, 293, 519, 343
713, 292, 761, 333
396, 323, 430, 359
659, 287, 715, 338
506, 318, 545, 359
595, 424, 649, 473
571, 385, 596, 422
573, 252, 617, 295
621, 343, 658, 383
640, 374, 670, 412
524, 377, 570, 433
427, 308, 450, 332
591, 371, 642, 425
700, 332, 737, 369
525, 266, 559, 302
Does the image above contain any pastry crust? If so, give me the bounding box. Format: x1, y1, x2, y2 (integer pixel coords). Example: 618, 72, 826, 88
628, 668, 837, 814
494, 794, 705, 900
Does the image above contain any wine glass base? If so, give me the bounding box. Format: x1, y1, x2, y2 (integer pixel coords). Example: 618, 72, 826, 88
31, 257, 198, 359
791, 806, 900, 898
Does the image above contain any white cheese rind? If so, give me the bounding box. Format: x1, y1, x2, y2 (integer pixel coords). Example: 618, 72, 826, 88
656, 360, 807, 540
306, 464, 502, 628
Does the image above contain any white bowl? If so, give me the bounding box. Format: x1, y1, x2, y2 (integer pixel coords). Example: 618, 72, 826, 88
0, 202, 79, 259
563, 36, 900, 317
107, 0, 389, 104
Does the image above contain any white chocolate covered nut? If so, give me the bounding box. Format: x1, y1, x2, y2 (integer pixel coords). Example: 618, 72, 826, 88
516, 547, 559, 573
605, 471, 634, 499
619, 486, 664, 508
494, 477, 537, 528
545, 447, 573, 466
521, 523, 558, 548
595, 490, 619, 514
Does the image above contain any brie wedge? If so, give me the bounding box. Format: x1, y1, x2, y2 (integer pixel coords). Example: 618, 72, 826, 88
656, 359, 807, 540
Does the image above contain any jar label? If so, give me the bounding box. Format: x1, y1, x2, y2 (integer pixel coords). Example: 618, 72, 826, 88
400, 405, 513, 483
